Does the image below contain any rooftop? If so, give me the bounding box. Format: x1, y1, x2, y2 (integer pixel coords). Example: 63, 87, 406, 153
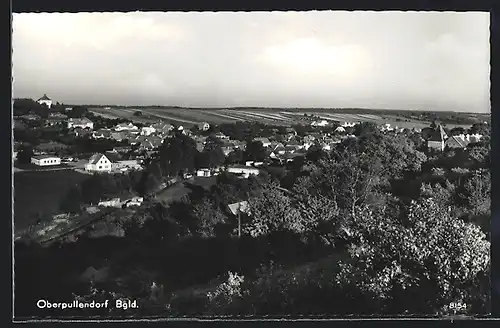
37, 94, 51, 101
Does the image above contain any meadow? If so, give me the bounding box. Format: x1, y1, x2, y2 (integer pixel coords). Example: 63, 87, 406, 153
14, 170, 88, 231
89, 106, 479, 131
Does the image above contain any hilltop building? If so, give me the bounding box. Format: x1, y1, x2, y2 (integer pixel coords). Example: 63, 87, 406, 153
37, 94, 53, 108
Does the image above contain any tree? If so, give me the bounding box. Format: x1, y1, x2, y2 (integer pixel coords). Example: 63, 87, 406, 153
203, 135, 225, 167
194, 151, 212, 169
191, 197, 227, 238
225, 149, 244, 165
157, 133, 198, 177
458, 170, 491, 221
60, 186, 83, 213
16, 146, 34, 164
450, 127, 466, 136
354, 122, 380, 137
244, 141, 267, 162
469, 123, 490, 136
468, 142, 490, 169
66, 106, 88, 118
336, 199, 490, 315
243, 182, 310, 237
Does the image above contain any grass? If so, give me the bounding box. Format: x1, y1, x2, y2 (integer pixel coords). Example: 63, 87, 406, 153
88, 107, 478, 131
155, 177, 217, 204
14, 170, 88, 231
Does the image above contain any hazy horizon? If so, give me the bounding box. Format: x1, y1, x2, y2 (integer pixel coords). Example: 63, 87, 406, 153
12, 11, 490, 113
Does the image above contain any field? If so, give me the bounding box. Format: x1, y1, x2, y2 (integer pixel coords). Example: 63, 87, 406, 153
14, 170, 88, 231
89, 107, 478, 130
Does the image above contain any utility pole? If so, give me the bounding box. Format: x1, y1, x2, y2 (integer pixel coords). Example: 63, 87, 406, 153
237, 203, 241, 238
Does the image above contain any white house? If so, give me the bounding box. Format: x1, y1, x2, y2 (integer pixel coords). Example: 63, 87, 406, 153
124, 196, 144, 207
98, 198, 122, 208
380, 123, 394, 132
113, 159, 142, 172
226, 165, 260, 178
37, 94, 53, 108
215, 132, 230, 140
335, 126, 346, 133
198, 122, 210, 131
85, 153, 113, 172
68, 117, 94, 130
140, 126, 156, 136
196, 168, 212, 177
311, 120, 329, 127
114, 122, 139, 132
31, 155, 61, 166
341, 122, 356, 128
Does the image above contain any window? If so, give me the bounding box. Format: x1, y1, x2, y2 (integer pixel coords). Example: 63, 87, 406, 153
99, 166, 102, 169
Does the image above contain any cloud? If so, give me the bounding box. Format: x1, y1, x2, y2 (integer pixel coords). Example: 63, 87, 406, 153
12, 11, 490, 112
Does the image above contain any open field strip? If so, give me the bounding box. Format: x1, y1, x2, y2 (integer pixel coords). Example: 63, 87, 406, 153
90, 110, 119, 119
161, 109, 236, 124
221, 110, 264, 121
204, 111, 246, 122
356, 114, 384, 120
314, 113, 360, 122
147, 108, 227, 124
238, 111, 290, 120
139, 109, 200, 125
236, 110, 290, 121
230, 110, 290, 122
228, 111, 286, 124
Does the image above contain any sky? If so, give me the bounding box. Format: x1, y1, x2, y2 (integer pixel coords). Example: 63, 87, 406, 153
12, 11, 490, 112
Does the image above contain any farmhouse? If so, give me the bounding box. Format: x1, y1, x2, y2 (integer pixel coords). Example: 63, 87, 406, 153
311, 120, 329, 127
214, 132, 230, 140
152, 122, 174, 134
427, 125, 448, 152
198, 122, 210, 131
98, 198, 122, 208
110, 132, 126, 141
68, 117, 94, 130
30, 155, 61, 166
445, 135, 469, 150
227, 200, 250, 216
221, 146, 235, 156
273, 143, 286, 155
253, 137, 272, 148
124, 196, 144, 207
37, 94, 53, 108
113, 159, 143, 172
226, 165, 260, 178
92, 129, 112, 139
341, 122, 356, 128
49, 112, 68, 119
141, 126, 156, 136
139, 136, 163, 150
114, 122, 139, 132
85, 153, 113, 172
196, 168, 212, 177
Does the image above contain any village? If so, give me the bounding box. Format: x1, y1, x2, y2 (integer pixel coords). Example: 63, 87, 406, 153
12, 9, 493, 319
13, 95, 488, 215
